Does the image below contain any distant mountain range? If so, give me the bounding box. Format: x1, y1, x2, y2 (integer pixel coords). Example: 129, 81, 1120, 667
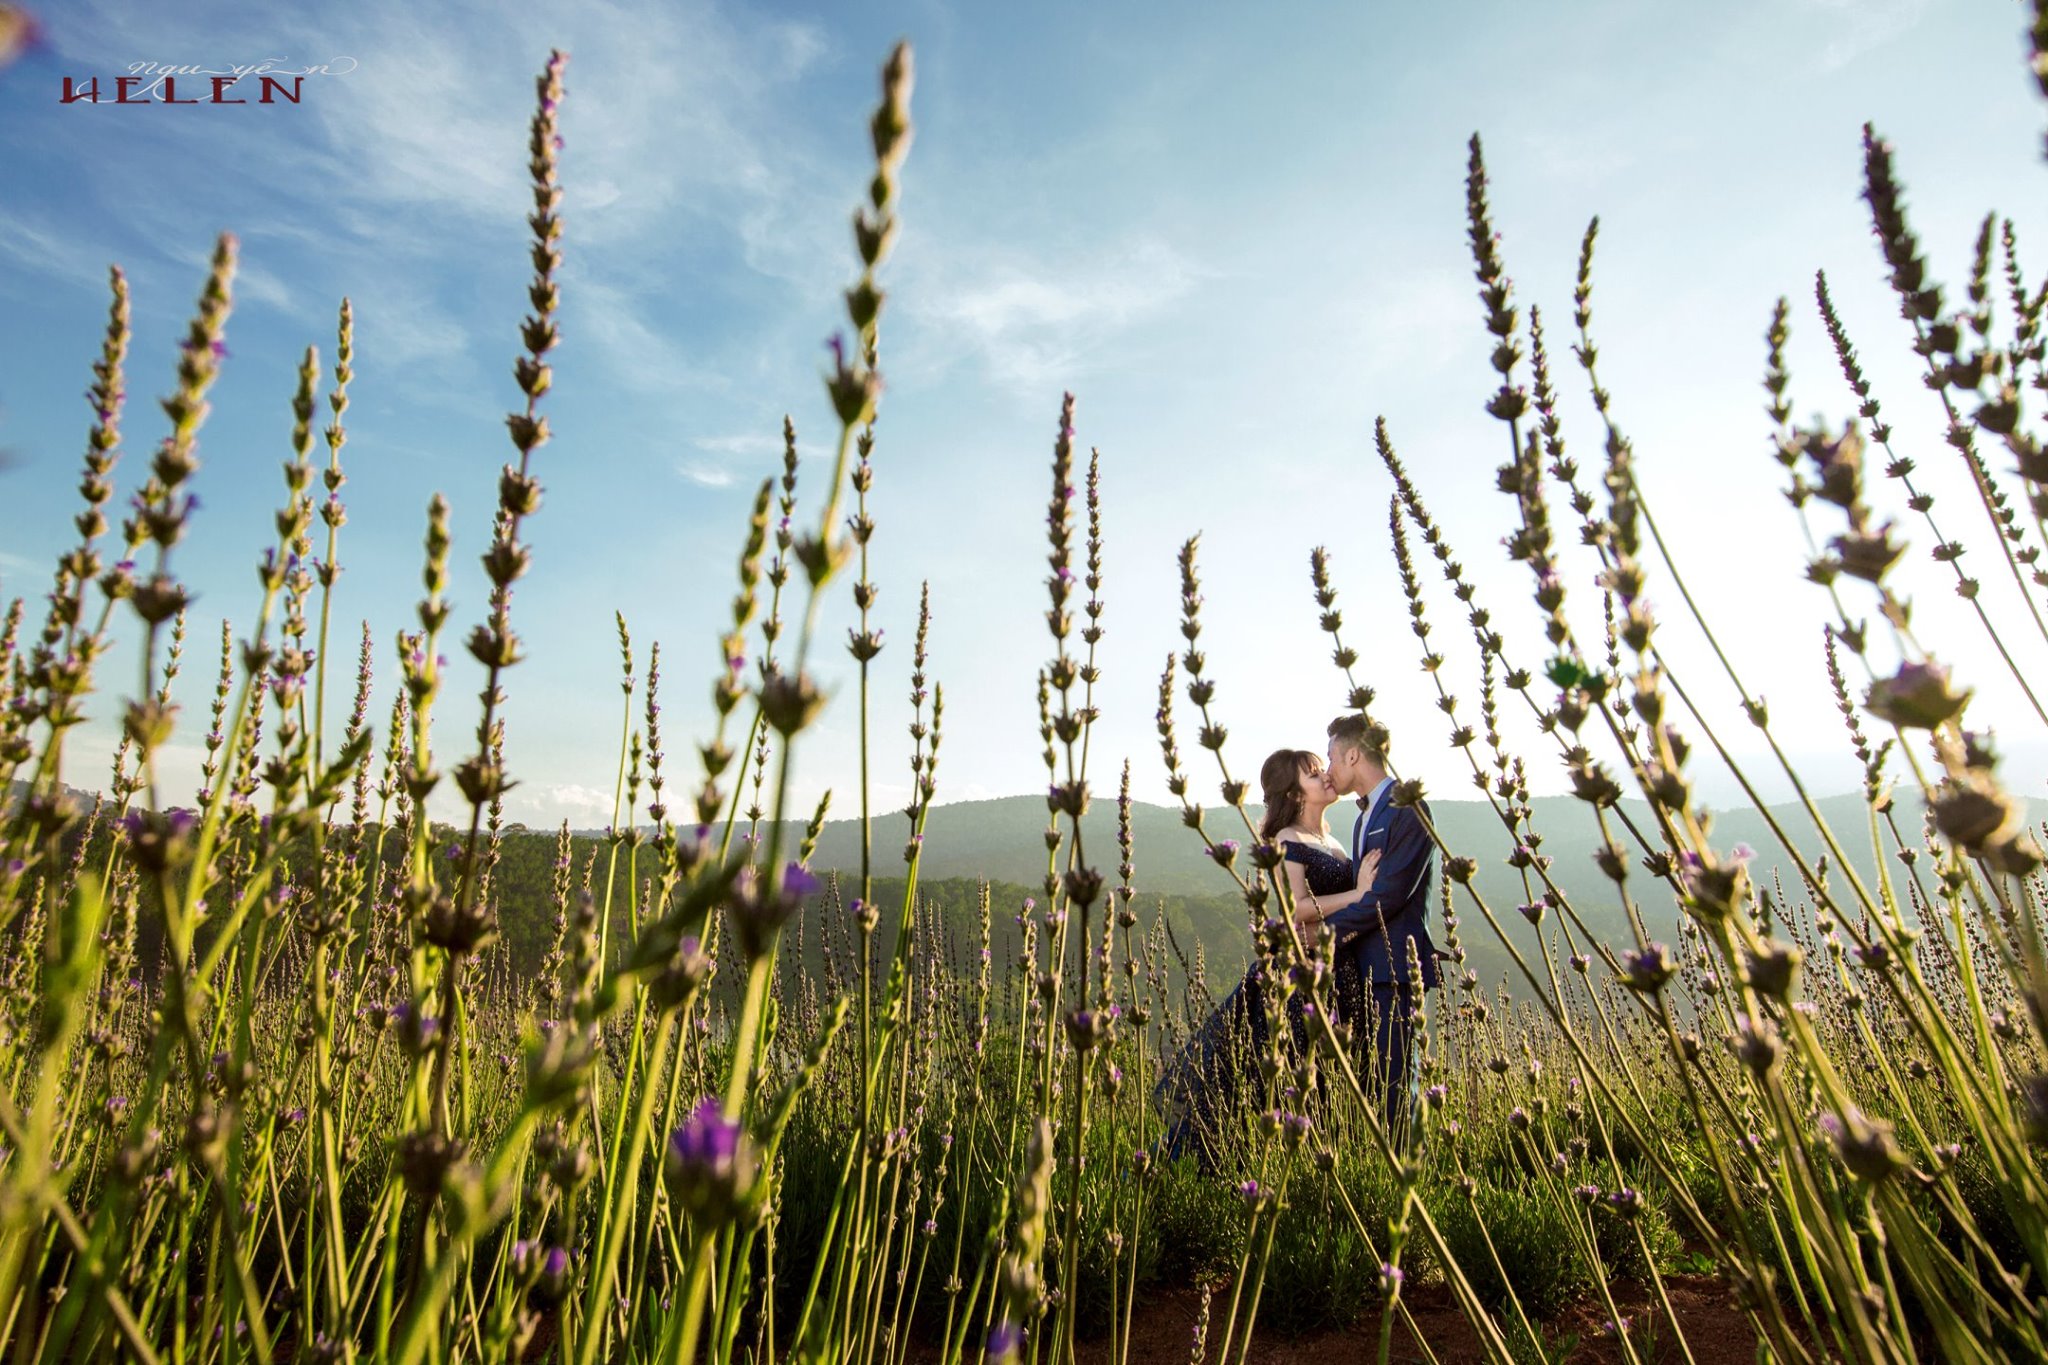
674, 786, 1975, 989
14, 774, 2002, 993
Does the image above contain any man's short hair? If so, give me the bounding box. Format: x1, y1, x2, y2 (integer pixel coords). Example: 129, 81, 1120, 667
1326, 713, 1386, 767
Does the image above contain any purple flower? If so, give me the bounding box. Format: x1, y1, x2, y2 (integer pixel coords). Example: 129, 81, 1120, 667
1622, 943, 1674, 994
666, 1097, 756, 1219
522, 1241, 573, 1301
781, 862, 822, 898
1864, 659, 1970, 730
670, 1099, 740, 1174
987, 1320, 1024, 1359
120, 808, 195, 840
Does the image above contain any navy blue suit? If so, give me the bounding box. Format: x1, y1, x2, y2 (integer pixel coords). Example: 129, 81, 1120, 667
1322, 786, 1441, 989
1321, 781, 1440, 1144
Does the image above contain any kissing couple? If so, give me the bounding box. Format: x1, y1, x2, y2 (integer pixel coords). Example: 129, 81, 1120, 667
1156, 713, 1444, 1169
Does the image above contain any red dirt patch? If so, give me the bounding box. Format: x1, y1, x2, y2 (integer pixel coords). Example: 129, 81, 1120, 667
1068, 1275, 1765, 1365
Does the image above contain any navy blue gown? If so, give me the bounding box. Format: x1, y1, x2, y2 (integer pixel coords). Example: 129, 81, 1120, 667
1154, 838, 1360, 1169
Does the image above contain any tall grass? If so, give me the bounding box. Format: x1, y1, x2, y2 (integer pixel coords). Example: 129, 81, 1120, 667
4, 9, 2048, 1364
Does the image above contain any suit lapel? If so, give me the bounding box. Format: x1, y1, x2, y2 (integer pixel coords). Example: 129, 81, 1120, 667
1361, 777, 1391, 840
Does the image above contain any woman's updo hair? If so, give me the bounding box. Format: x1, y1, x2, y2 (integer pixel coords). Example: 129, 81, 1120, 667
1258, 749, 1321, 842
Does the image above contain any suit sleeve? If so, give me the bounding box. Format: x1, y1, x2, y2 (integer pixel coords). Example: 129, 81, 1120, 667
1321, 804, 1432, 940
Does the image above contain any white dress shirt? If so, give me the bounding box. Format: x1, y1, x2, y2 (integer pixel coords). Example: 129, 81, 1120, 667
1352, 775, 1394, 868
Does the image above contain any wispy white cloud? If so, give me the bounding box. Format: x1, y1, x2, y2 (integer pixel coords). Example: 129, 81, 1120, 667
692, 432, 783, 458
266, 0, 847, 268
302, 15, 530, 226
163, 242, 295, 314
1511, 127, 1635, 186
676, 461, 734, 488
37, 0, 855, 413
1806, 0, 1933, 73
510, 781, 619, 826
342, 280, 478, 386
571, 277, 730, 397
0, 206, 120, 292
771, 21, 829, 80
904, 236, 1207, 394
674, 428, 830, 489
1343, 266, 1477, 386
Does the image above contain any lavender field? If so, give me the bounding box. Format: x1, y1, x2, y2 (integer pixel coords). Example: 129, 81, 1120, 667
5, 3, 2048, 1362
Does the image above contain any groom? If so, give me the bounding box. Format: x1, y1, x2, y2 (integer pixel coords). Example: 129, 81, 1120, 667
1318, 714, 1441, 1146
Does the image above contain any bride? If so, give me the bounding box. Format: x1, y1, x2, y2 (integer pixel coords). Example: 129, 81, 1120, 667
1155, 748, 1378, 1168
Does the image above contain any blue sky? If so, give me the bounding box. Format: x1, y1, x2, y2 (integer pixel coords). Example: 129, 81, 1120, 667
2, 0, 2044, 831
